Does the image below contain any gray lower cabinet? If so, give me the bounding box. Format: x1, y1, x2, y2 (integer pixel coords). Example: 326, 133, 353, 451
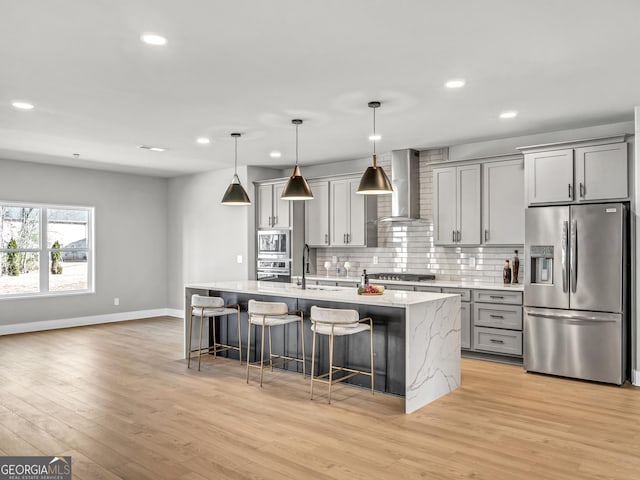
442, 288, 470, 349
471, 289, 523, 357
474, 327, 523, 356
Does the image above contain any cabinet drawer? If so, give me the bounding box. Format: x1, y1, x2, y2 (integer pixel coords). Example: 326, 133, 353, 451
474, 304, 522, 330
474, 327, 522, 356
414, 286, 442, 293
473, 290, 522, 305
442, 287, 471, 302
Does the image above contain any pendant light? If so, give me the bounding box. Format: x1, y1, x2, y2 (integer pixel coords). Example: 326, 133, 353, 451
357, 101, 393, 195
221, 133, 251, 205
281, 119, 314, 200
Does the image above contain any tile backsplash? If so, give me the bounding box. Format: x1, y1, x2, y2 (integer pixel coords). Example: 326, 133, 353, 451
315, 149, 524, 284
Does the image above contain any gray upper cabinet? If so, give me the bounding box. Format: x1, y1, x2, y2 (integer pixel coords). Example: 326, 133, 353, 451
433, 167, 457, 245
433, 164, 480, 245
306, 180, 330, 246
482, 159, 525, 245
525, 149, 574, 205
575, 143, 628, 201
306, 176, 376, 248
257, 184, 273, 229
257, 182, 291, 229
520, 136, 629, 206
331, 178, 370, 247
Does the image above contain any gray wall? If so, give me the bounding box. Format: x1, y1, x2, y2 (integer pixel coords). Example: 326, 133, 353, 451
166, 165, 279, 311
0, 158, 168, 325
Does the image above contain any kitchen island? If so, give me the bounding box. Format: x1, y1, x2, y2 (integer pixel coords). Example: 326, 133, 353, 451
184, 281, 460, 413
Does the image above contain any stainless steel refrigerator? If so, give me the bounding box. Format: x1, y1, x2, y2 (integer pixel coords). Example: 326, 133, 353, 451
524, 203, 628, 384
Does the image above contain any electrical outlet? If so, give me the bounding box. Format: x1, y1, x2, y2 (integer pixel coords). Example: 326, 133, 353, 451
236, 255, 243, 264
332, 256, 337, 263
469, 257, 476, 267
114, 297, 120, 306
373, 256, 379, 265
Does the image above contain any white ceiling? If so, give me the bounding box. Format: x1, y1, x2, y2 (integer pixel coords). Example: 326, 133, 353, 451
1, 0, 639, 177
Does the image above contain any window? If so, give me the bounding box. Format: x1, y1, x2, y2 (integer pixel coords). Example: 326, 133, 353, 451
0, 203, 93, 297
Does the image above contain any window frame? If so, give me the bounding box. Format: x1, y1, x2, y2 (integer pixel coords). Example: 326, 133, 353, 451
0, 201, 95, 299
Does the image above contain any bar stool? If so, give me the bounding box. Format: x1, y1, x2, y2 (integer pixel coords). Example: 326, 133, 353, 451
309, 305, 374, 404
246, 300, 306, 387
188, 294, 242, 371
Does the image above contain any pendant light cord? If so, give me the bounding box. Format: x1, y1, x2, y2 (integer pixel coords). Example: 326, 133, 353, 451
372, 106, 376, 156
295, 122, 299, 166
234, 135, 238, 174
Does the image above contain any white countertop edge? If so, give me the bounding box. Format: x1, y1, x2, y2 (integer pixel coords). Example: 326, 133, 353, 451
185, 281, 458, 307
293, 275, 524, 292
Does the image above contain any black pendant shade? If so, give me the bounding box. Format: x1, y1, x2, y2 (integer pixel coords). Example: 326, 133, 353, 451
221, 174, 251, 204
281, 165, 314, 200
357, 101, 393, 195
221, 133, 251, 205
357, 154, 393, 194
281, 119, 313, 200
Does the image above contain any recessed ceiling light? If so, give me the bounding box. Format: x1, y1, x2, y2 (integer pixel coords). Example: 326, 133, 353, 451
499, 111, 518, 119
368, 134, 381, 141
445, 79, 466, 88
141, 34, 167, 46
196, 137, 210, 145
138, 145, 166, 152
269, 151, 282, 158
12, 101, 34, 110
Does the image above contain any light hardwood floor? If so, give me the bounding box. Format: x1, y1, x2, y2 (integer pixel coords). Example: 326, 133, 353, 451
0, 316, 638, 480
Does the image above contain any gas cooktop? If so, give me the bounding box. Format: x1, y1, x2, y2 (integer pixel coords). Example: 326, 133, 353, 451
367, 273, 436, 282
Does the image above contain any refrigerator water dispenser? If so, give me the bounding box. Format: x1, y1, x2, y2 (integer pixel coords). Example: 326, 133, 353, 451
530, 245, 554, 284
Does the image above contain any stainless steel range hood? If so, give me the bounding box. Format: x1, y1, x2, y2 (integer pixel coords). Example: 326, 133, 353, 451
377, 149, 420, 222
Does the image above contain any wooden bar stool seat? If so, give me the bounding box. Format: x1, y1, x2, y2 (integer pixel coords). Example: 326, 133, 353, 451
310, 305, 374, 404
188, 294, 242, 371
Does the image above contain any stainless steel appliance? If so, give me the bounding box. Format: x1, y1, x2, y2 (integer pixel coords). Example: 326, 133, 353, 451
524, 203, 628, 384
367, 273, 436, 282
256, 259, 291, 283
257, 229, 290, 259
257, 230, 291, 282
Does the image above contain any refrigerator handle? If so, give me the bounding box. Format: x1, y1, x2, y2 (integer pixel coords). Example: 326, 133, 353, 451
570, 219, 577, 293
562, 221, 568, 292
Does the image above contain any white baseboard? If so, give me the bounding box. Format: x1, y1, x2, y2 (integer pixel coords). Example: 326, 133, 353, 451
0, 308, 183, 336
633, 369, 640, 386
166, 308, 184, 318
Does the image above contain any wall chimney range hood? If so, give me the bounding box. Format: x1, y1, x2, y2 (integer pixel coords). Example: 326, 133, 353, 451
377, 149, 420, 222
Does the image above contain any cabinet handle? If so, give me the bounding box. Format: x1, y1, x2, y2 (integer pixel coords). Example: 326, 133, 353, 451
325, 233, 328, 244
490, 339, 505, 344
484, 229, 488, 242
343, 233, 346, 243
568, 184, 572, 199
452, 230, 455, 243
579, 182, 584, 198
457, 230, 461, 242
489, 314, 505, 319
273, 215, 277, 226
489, 295, 504, 299
347, 233, 350, 244
268, 215, 272, 226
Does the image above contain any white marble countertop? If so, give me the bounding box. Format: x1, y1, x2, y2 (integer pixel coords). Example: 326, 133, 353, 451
294, 275, 525, 292
185, 280, 457, 307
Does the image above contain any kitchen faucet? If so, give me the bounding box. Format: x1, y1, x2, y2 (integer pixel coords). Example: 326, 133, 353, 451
301, 243, 310, 290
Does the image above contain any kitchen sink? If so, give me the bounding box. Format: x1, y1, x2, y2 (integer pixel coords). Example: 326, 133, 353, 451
296, 285, 341, 292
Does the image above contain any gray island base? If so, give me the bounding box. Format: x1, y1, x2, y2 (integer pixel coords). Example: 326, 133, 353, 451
185, 281, 461, 413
